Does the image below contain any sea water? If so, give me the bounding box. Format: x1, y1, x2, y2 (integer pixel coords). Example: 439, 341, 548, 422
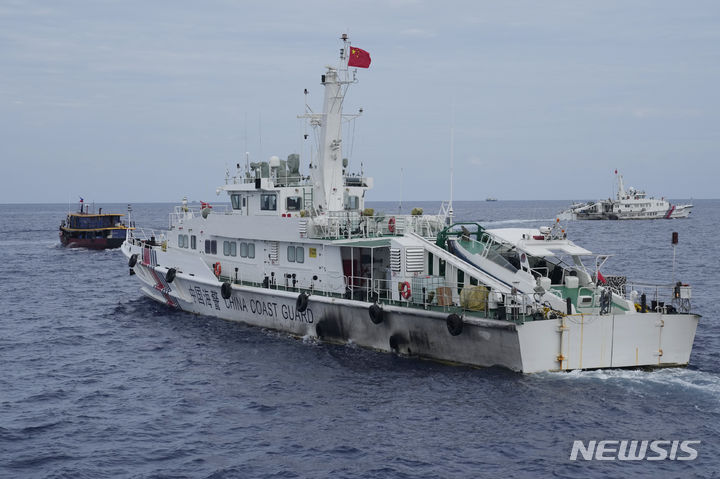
1, 200, 718, 478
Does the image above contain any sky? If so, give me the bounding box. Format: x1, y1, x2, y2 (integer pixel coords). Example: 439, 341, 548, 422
1, 0, 719, 203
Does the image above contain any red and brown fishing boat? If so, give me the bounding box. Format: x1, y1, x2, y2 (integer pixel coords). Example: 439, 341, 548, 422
59, 199, 133, 249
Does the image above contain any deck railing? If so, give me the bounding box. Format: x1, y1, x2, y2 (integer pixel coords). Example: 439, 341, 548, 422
126, 226, 167, 247
168, 205, 233, 229
219, 271, 539, 322
305, 212, 446, 240
622, 280, 692, 313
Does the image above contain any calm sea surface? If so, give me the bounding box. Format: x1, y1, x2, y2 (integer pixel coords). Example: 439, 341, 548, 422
1, 200, 718, 478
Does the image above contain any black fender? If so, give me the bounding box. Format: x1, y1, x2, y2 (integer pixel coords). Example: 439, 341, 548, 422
369, 303, 384, 324
128, 253, 138, 267
446, 313, 463, 336
221, 281, 232, 300
165, 268, 176, 283
296, 292, 309, 313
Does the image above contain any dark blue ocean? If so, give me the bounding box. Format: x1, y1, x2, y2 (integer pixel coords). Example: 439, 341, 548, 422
1, 200, 718, 478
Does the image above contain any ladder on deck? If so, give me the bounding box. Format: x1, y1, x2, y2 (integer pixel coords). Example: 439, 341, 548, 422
303, 187, 313, 214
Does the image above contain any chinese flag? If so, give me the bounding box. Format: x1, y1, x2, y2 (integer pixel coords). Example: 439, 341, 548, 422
348, 47, 371, 68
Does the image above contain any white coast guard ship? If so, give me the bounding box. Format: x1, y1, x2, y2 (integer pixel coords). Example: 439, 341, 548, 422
561, 171, 693, 220
122, 37, 700, 373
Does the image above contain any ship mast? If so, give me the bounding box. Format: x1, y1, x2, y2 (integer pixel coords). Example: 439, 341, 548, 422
302, 35, 357, 213
616, 171, 626, 199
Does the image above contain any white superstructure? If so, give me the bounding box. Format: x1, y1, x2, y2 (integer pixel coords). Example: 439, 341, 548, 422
122, 37, 700, 373
561, 172, 693, 220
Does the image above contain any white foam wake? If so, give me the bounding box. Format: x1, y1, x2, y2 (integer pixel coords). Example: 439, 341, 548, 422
543, 367, 720, 398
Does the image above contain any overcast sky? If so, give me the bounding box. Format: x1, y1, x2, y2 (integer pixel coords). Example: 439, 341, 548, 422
1, 0, 718, 203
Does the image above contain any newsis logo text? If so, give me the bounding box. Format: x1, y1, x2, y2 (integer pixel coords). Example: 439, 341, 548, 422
570, 440, 700, 461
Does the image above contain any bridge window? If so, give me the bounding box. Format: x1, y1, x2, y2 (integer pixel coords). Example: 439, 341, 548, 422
239, 242, 256, 259
223, 241, 237, 256
231, 194, 241, 210
345, 195, 359, 210
261, 194, 277, 211
286, 196, 302, 211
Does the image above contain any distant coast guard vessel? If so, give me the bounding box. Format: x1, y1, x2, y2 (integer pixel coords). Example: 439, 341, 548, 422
561, 171, 693, 220
121, 36, 699, 373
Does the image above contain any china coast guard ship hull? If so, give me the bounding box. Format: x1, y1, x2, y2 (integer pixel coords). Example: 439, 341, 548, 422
122, 37, 699, 373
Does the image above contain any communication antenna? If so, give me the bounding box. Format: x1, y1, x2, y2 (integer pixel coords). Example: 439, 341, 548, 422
449, 123, 454, 219
258, 113, 263, 163
244, 112, 249, 176
448, 98, 455, 222
398, 167, 403, 213
127, 203, 133, 238
672, 231, 678, 281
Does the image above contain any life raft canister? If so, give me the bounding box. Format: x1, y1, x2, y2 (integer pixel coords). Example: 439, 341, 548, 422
400, 281, 411, 300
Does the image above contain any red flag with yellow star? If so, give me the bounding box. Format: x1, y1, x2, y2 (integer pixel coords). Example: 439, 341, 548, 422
348, 46, 371, 68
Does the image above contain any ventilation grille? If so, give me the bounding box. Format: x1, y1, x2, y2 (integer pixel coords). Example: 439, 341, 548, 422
269, 241, 279, 264
405, 247, 424, 272
390, 248, 401, 272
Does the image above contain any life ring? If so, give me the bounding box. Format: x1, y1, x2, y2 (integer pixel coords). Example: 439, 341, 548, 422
221, 281, 232, 299
213, 262, 221, 277
369, 303, 384, 324
446, 313, 463, 336
388, 217, 396, 233
296, 292, 309, 313
400, 281, 411, 300
128, 254, 138, 267
165, 267, 176, 283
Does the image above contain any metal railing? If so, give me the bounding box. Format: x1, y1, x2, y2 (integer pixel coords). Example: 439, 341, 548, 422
169, 205, 232, 229
306, 212, 446, 240
224, 173, 370, 189
126, 226, 167, 247
218, 270, 542, 322
623, 281, 693, 313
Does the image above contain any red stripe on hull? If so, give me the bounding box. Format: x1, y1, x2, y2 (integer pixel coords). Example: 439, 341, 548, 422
665, 205, 676, 219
